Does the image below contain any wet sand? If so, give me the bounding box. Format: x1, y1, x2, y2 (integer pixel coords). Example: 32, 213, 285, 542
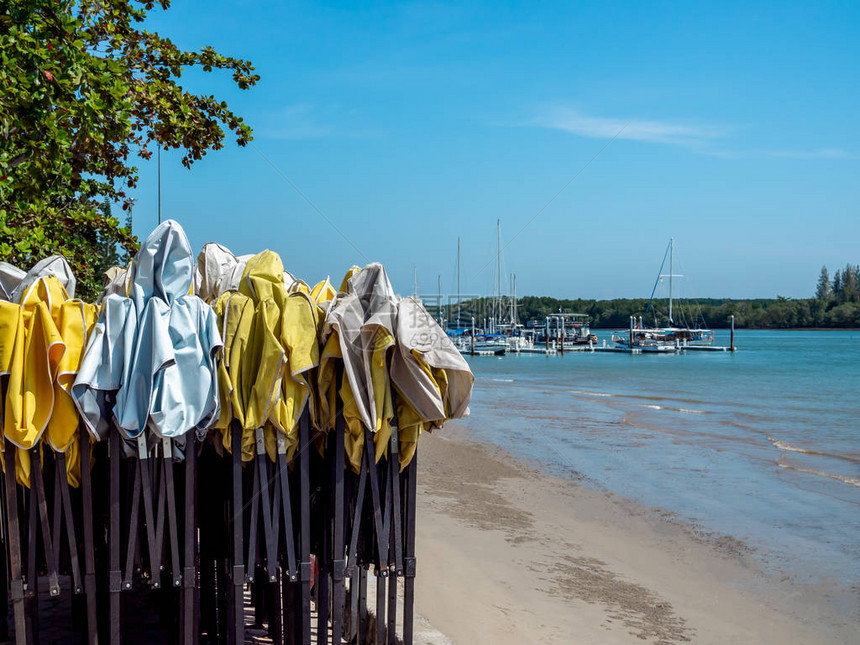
414, 425, 857, 644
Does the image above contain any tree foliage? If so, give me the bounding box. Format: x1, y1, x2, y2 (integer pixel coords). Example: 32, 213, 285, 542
0, 0, 259, 299
815, 265, 831, 300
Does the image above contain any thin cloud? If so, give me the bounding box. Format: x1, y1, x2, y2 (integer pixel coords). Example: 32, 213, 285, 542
263, 104, 333, 140
756, 148, 856, 160
532, 107, 729, 148
701, 147, 856, 160
530, 108, 855, 160
259, 104, 382, 140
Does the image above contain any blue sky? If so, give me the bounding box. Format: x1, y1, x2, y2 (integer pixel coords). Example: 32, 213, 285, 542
132, 1, 859, 299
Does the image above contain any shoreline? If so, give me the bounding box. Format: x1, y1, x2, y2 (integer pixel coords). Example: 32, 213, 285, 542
414, 425, 856, 644
588, 327, 860, 332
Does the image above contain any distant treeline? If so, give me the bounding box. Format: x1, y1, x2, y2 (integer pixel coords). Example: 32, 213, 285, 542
442, 264, 860, 329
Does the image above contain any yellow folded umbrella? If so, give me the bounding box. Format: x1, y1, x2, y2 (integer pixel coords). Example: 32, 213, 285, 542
3, 276, 97, 486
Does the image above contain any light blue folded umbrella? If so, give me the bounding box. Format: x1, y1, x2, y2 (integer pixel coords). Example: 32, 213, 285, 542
72, 220, 223, 451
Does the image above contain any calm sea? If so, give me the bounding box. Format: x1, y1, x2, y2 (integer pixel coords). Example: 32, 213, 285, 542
458, 330, 860, 607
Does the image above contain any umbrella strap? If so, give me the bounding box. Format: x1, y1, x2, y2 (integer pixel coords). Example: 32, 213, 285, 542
30, 448, 60, 597
162, 438, 182, 588
276, 442, 297, 581
78, 429, 99, 643
254, 428, 277, 582
4, 447, 27, 643
53, 452, 83, 594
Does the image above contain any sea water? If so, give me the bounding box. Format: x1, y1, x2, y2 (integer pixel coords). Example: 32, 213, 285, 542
459, 330, 860, 608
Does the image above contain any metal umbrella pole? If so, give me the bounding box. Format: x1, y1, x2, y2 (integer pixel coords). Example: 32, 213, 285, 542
228, 422, 245, 645
50, 451, 82, 597
181, 434, 198, 645
330, 409, 346, 643
108, 429, 121, 644
298, 409, 312, 645
78, 430, 99, 644
361, 425, 388, 645
4, 447, 26, 644
401, 451, 418, 645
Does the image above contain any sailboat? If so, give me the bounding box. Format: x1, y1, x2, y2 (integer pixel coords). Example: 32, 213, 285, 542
612, 238, 715, 352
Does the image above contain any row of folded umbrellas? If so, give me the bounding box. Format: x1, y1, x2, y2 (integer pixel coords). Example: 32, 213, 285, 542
0, 219, 474, 486
0, 219, 473, 644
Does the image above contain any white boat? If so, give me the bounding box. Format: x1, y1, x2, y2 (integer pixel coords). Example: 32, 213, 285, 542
613, 238, 715, 352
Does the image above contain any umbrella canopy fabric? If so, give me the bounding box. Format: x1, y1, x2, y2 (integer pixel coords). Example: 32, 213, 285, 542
0, 261, 26, 301
196, 242, 255, 304
320, 263, 397, 471
97, 265, 130, 304
10, 255, 77, 302
72, 220, 222, 453
2, 261, 97, 485
390, 296, 473, 469
208, 247, 320, 463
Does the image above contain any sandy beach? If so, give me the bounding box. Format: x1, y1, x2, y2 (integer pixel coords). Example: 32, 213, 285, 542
413, 425, 857, 644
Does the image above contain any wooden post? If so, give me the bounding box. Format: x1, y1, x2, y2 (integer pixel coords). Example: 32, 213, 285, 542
470, 317, 475, 356
545, 317, 549, 352
560, 317, 565, 355
730, 315, 735, 352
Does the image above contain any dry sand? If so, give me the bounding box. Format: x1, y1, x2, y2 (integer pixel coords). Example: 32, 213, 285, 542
413, 425, 857, 644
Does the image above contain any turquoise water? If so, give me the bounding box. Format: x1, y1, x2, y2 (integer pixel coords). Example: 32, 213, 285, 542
458, 330, 860, 606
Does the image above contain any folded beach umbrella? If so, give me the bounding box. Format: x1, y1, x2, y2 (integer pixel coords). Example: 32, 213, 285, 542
72, 220, 222, 637
10, 255, 77, 302
289, 278, 311, 294
3, 255, 98, 485
213, 289, 257, 458
319, 263, 396, 472
338, 265, 361, 292
391, 296, 474, 469
310, 276, 337, 304
0, 261, 26, 301
197, 242, 255, 304
209, 247, 319, 458
73, 219, 223, 448
96, 265, 130, 304
236, 250, 290, 450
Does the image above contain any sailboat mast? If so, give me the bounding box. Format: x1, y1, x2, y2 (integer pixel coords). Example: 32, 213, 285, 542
669, 237, 674, 326
437, 273, 442, 322
457, 237, 461, 327
497, 219, 501, 324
